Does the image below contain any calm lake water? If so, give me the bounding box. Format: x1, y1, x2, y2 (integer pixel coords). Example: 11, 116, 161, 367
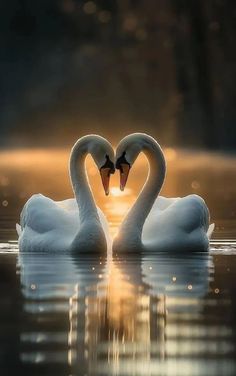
0, 148, 236, 375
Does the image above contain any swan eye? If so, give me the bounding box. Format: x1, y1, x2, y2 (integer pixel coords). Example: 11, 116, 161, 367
100, 155, 115, 175
116, 152, 130, 172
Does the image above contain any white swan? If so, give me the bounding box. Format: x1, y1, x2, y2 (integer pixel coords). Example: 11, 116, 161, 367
16, 135, 115, 253
113, 133, 214, 253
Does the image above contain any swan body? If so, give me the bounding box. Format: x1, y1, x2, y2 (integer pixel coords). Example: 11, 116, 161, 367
114, 133, 214, 253
142, 194, 214, 252
17, 196, 111, 252
17, 135, 115, 253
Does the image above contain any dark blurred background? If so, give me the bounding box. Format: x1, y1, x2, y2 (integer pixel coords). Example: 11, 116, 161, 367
1, 0, 236, 149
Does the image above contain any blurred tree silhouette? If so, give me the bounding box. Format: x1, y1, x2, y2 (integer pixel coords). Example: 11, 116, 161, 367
0, 0, 235, 149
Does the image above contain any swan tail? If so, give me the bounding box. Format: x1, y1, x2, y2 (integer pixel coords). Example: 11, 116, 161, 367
207, 223, 215, 239
16, 223, 22, 236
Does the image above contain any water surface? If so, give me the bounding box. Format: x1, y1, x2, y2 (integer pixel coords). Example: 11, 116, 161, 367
0, 149, 236, 375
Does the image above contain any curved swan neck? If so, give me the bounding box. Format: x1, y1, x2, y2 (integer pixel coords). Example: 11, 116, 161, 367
120, 136, 166, 243
69, 137, 100, 224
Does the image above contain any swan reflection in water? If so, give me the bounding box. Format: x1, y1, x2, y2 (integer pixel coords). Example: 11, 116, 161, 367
17, 250, 236, 376
19, 252, 108, 372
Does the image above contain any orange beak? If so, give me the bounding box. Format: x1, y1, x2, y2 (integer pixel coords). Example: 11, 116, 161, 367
120, 163, 130, 191
100, 168, 111, 196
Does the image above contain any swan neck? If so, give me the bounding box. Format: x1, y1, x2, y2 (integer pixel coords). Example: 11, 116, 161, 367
69, 140, 99, 224
121, 141, 166, 245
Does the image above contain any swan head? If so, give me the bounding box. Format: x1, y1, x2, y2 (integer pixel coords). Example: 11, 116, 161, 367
115, 151, 131, 191
89, 135, 115, 196
115, 134, 143, 191
115, 133, 166, 191
100, 154, 115, 195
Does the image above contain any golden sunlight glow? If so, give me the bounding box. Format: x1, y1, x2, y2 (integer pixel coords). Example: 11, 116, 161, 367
110, 187, 122, 197
110, 187, 132, 197
164, 147, 177, 162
